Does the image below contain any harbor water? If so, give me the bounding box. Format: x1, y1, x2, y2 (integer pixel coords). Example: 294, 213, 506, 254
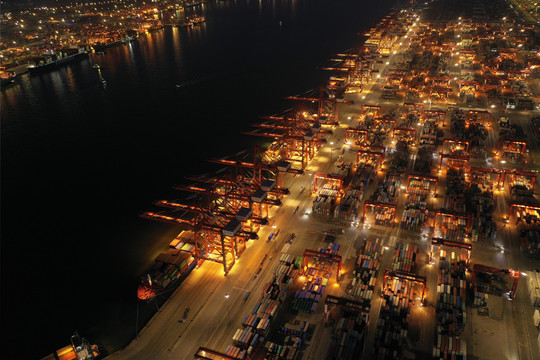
0, 0, 396, 358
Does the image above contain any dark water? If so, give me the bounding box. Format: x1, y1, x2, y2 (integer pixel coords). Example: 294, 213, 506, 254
1, 0, 395, 358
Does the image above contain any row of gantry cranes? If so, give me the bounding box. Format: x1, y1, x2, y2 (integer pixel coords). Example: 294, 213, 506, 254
137, 7, 419, 275
138, 7, 540, 279
140, 75, 361, 275
137, 9, 428, 276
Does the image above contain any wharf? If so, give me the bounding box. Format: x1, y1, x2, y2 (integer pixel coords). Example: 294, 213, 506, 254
6, 64, 29, 76
107, 0, 540, 359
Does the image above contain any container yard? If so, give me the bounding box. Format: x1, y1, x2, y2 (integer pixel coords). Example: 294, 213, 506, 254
111, 0, 540, 359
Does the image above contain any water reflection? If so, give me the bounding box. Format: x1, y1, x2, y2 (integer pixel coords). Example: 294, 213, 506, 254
64, 67, 76, 93
171, 26, 183, 68
2, 1, 397, 358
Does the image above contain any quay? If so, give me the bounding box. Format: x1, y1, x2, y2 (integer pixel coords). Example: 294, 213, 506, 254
107, 0, 540, 359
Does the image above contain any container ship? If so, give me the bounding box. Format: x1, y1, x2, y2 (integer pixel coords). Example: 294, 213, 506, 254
178, 16, 206, 27
137, 230, 200, 300
27, 48, 89, 73
40, 332, 100, 360
92, 33, 139, 53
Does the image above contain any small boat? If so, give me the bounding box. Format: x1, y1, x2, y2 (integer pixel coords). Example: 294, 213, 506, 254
41, 332, 100, 360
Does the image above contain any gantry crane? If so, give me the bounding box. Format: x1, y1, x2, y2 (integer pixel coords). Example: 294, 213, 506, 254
500, 169, 536, 190
508, 202, 540, 224
471, 264, 520, 301
469, 167, 502, 188
424, 109, 446, 127
442, 139, 470, 154
140, 211, 256, 275
467, 110, 491, 127
432, 210, 473, 242
438, 154, 470, 172
430, 237, 472, 265
383, 269, 427, 302
357, 149, 385, 170
321, 51, 374, 90
302, 249, 342, 282
393, 127, 417, 143
143, 159, 291, 275
497, 138, 527, 156
285, 86, 354, 125
402, 102, 425, 116
345, 128, 369, 145
207, 146, 303, 188
407, 174, 438, 194
244, 114, 328, 170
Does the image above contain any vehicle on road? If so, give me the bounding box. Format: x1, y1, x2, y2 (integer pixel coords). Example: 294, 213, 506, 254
287, 233, 296, 244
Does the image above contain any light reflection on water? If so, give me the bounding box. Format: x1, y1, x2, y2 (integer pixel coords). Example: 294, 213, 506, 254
1, 0, 395, 358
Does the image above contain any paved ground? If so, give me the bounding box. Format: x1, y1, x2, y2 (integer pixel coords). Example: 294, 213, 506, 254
106, 1, 540, 359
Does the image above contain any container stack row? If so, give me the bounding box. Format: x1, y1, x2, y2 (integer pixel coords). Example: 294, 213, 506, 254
401, 208, 427, 231
224, 255, 299, 357
320, 243, 341, 255
373, 276, 414, 359
331, 162, 352, 179
436, 259, 467, 337
514, 207, 540, 226
407, 178, 430, 196
473, 290, 488, 307
224, 345, 247, 360
293, 276, 328, 313
367, 206, 395, 227
279, 253, 303, 269
444, 168, 467, 213
325, 311, 367, 360
401, 179, 431, 231
280, 321, 309, 339
419, 120, 437, 148
372, 173, 402, 204
437, 216, 468, 242
392, 243, 419, 273
510, 185, 535, 203
232, 328, 261, 351
312, 194, 335, 216
432, 335, 467, 360
334, 190, 362, 221
473, 272, 505, 297
527, 270, 540, 309
348, 238, 384, 309
241, 313, 271, 336
469, 184, 496, 241
391, 141, 411, 170
350, 164, 375, 192
264, 339, 301, 360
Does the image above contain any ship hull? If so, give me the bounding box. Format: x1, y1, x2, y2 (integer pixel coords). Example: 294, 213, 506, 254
138, 260, 196, 301
28, 52, 89, 74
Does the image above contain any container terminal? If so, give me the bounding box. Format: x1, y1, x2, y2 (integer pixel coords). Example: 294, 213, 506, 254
106, 0, 540, 359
